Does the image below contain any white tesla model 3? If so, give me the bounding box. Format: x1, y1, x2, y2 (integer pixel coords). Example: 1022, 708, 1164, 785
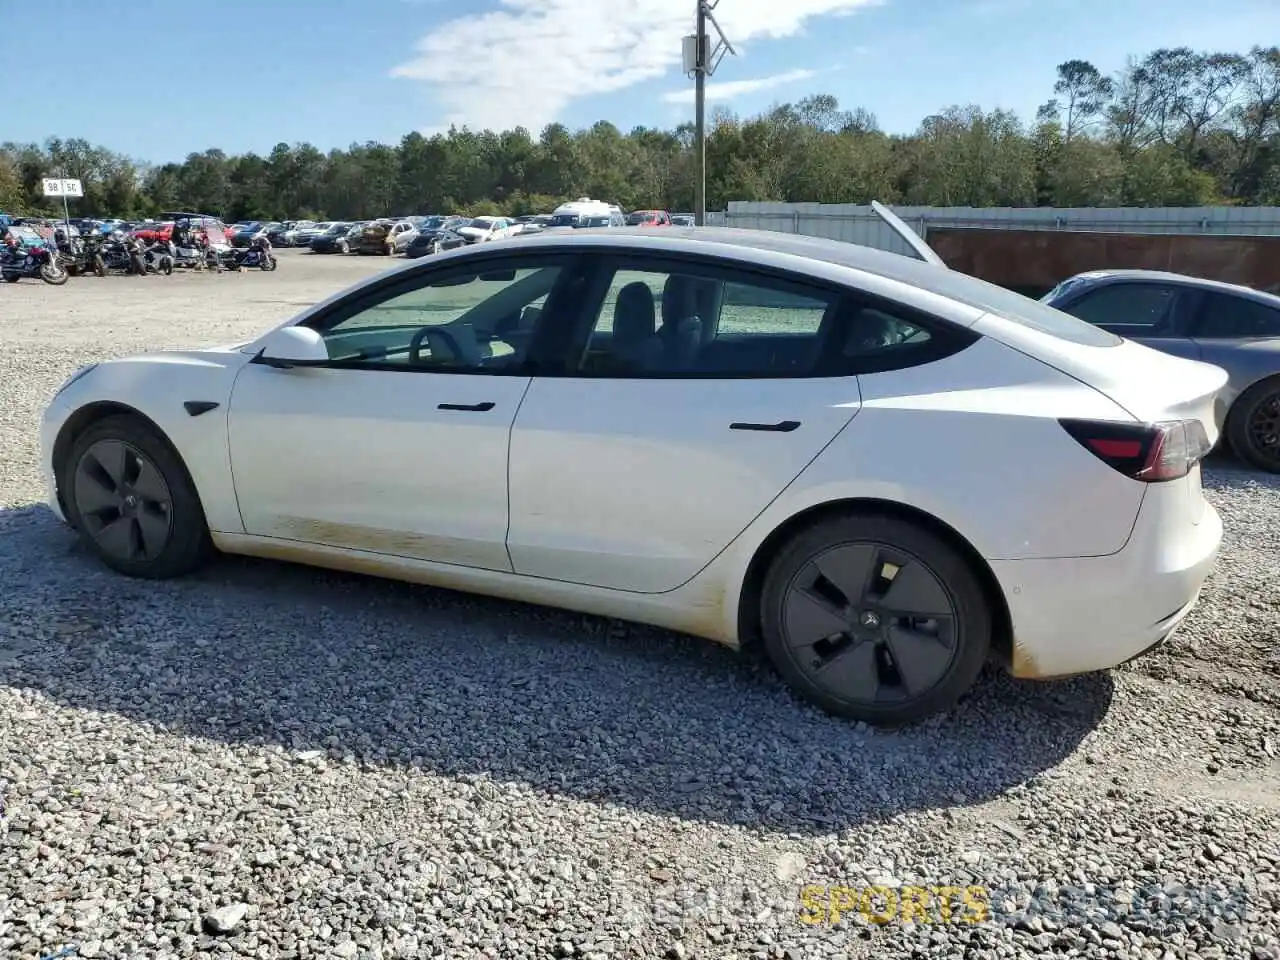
40, 205, 1226, 724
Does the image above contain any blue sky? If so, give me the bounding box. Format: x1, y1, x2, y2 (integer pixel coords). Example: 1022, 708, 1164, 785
7, 0, 1278, 164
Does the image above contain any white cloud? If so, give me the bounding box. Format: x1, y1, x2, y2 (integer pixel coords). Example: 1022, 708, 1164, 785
660, 67, 816, 105
391, 0, 882, 133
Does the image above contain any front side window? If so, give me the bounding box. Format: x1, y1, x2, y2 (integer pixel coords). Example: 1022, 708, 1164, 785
568, 260, 956, 378
1059, 282, 1179, 331
1191, 292, 1280, 338
304, 260, 567, 373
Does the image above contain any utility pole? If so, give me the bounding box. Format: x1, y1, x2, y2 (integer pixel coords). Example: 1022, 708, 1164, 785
693, 1, 707, 226
683, 0, 735, 225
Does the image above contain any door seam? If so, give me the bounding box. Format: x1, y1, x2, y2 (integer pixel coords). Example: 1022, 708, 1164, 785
503, 376, 537, 572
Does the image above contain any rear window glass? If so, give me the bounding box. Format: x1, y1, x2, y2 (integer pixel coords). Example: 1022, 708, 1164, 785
873, 263, 1124, 347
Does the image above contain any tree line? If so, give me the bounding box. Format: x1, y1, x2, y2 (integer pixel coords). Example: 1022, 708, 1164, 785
1, 46, 1277, 222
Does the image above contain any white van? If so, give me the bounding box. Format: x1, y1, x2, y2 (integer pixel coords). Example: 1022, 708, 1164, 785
548, 198, 624, 228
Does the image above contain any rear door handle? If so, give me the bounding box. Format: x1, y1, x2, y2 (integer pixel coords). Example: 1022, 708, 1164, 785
438, 401, 496, 412
729, 420, 801, 432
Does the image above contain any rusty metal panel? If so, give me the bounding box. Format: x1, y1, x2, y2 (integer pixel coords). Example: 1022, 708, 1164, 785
721, 202, 1280, 240
927, 228, 1280, 292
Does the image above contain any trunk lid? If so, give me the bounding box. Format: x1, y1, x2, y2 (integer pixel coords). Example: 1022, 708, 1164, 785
976, 311, 1229, 441
862, 203, 1229, 436
1064, 337, 1227, 438
870, 200, 949, 268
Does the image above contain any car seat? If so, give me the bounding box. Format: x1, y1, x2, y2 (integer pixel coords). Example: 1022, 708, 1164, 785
611, 282, 662, 371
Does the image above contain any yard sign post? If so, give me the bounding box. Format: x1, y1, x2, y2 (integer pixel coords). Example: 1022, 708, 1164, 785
41, 175, 83, 241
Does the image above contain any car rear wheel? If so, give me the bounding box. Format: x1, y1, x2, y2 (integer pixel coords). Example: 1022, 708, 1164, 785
1227, 376, 1280, 473
760, 513, 991, 725
62, 415, 213, 579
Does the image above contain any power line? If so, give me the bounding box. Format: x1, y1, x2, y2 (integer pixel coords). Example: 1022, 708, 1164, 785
683, 0, 735, 225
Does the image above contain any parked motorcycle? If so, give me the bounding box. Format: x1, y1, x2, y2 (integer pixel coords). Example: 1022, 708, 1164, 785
59, 234, 107, 278
102, 235, 148, 275
232, 240, 277, 271
143, 241, 175, 275
1, 243, 69, 284
170, 242, 208, 270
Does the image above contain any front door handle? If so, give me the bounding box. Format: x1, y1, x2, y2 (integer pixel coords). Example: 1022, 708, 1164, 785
730, 420, 800, 432
438, 401, 496, 412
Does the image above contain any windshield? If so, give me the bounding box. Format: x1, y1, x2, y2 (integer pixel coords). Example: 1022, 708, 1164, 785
1040, 277, 1090, 304
579, 217, 611, 228
626, 212, 655, 224
421, 217, 446, 229
550, 213, 582, 227
325, 223, 348, 234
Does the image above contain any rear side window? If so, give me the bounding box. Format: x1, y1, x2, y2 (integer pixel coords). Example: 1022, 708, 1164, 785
570, 259, 973, 378
1060, 283, 1179, 329
1191, 292, 1280, 338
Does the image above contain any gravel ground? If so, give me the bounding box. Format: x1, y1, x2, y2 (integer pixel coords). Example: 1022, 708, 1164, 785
1, 249, 1278, 960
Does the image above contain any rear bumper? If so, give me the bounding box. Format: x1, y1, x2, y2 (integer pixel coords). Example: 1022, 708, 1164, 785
992, 488, 1222, 680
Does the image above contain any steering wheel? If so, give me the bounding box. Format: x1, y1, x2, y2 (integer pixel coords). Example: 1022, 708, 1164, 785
409, 326, 465, 366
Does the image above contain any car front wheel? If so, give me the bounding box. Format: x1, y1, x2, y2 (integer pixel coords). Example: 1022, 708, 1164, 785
62, 415, 213, 579
759, 513, 991, 725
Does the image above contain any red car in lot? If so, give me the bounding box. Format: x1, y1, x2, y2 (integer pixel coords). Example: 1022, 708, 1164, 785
625, 209, 672, 227
132, 221, 174, 243
137, 213, 232, 250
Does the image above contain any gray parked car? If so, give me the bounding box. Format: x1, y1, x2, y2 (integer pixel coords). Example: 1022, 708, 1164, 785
1041, 270, 1280, 473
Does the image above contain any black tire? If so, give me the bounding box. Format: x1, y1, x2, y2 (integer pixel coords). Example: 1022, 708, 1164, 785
3, 274, 19, 283
759, 512, 991, 725
1226, 376, 1280, 473
92, 255, 106, 277
61, 415, 213, 579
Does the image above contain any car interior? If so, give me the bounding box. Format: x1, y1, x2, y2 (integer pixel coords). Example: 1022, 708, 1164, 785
577, 273, 928, 376
308, 261, 931, 377
313, 266, 560, 370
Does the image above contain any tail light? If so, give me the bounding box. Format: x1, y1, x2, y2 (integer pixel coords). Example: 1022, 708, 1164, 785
1059, 418, 1212, 482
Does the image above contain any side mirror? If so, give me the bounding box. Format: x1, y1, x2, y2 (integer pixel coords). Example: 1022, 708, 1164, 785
253, 326, 329, 368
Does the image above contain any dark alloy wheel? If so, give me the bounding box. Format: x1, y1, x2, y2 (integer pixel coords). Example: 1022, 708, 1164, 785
1228, 377, 1280, 473
62, 416, 213, 578
74, 438, 173, 563
760, 514, 991, 725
